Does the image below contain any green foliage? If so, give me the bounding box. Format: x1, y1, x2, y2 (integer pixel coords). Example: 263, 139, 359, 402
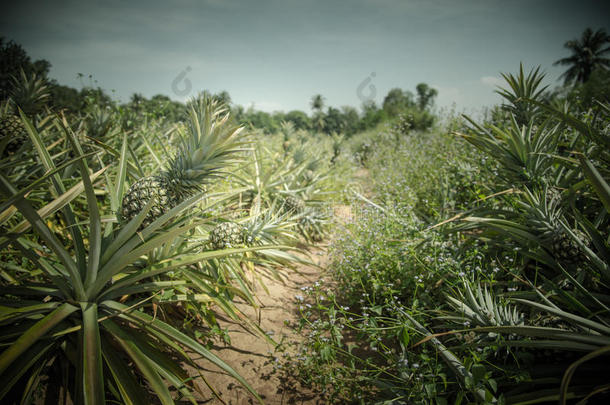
240, 107, 282, 134
553, 27, 610, 85
0, 37, 51, 100
381, 84, 438, 132
286, 64, 610, 404
449, 66, 610, 403
279, 199, 504, 403
311, 94, 325, 112
340, 105, 360, 135
9, 30, 610, 404
383, 88, 415, 116
0, 86, 339, 403
48, 83, 83, 113
284, 109, 312, 130
565, 68, 610, 107
495, 64, 547, 126
7, 70, 50, 116
416, 83, 438, 111
359, 100, 388, 132
323, 106, 344, 135
1, 109, 275, 404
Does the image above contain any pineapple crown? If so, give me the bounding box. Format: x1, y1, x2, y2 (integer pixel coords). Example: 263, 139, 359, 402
164, 95, 246, 191
280, 121, 295, 142
518, 186, 565, 239
240, 208, 298, 245
8, 69, 49, 116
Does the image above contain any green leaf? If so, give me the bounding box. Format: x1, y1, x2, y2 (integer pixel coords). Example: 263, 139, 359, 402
0, 175, 85, 300
471, 325, 610, 347
22, 112, 88, 277
115, 133, 130, 212
102, 319, 174, 405
560, 345, 610, 405
472, 364, 486, 383
102, 300, 264, 404
525, 98, 610, 149
0, 151, 98, 215
99, 242, 286, 300
62, 132, 103, 288
579, 156, 610, 214
8, 166, 108, 235
0, 303, 77, 374
102, 338, 150, 405
99, 197, 155, 267
0, 341, 55, 401
0, 302, 59, 324
398, 308, 494, 403
92, 222, 203, 295
512, 299, 610, 335
81, 303, 105, 405
139, 131, 163, 166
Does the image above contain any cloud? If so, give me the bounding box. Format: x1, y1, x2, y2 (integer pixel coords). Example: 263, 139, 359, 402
480, 76, 504, 88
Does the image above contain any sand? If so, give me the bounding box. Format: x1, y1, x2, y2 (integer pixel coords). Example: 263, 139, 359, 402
188, 247, 329, 405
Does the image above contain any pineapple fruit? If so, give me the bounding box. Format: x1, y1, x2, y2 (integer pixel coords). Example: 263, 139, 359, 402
120, 96, 244, 228
551, 228, 591, 265
209, 222, 247, 249
283, 195, 305, 214
120, 176, 179, 229
0, 114, 27, 155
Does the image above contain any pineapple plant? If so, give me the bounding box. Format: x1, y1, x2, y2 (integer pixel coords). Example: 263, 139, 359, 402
209, 221, 247, 249
85, 104, 115, 138
281, 121, 295, 155
120, 96, 245, 228
516, 188, 592, 266
0, 119, 266, 404
8, 69, 50, 116
330, 132, 343, 164
298, 209, 326, 242
297, 156, 322, 186
1, 70, 49, 156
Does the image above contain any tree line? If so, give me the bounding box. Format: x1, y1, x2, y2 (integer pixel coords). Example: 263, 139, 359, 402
0, 37, 440, 136
2, 27, 609, 136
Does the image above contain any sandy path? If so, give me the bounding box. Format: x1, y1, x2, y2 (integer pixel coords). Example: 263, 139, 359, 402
189, 247, 329, 404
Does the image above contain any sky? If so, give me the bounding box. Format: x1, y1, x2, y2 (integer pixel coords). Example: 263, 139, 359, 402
2, 0, 609, 115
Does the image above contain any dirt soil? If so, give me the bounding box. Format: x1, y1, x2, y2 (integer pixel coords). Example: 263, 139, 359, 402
189, 247, 329, 405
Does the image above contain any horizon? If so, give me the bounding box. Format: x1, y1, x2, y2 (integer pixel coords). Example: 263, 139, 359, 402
2, 0, 609, 115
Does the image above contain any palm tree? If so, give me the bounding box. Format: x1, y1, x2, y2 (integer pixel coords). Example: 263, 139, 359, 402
554, 27, 610, 85
310, 94, 325, 133
310, 94, 324, 112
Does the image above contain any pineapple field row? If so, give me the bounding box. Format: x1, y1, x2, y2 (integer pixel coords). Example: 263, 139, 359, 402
1, 47, 610, 404
273, 67, 610, 404
0, 72, 353, 403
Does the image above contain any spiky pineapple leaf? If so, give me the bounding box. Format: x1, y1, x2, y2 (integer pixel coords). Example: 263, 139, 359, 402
579, 156, 610, 213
